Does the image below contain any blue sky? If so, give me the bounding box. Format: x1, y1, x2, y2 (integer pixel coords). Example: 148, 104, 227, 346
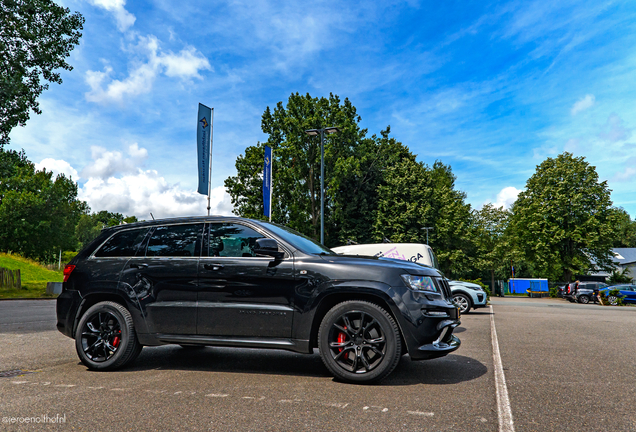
8, 0, 636, 219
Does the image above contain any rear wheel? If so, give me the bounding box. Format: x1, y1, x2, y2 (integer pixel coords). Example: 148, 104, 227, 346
452, 293, 471, 314
318, 301, 401, 383
75, 301, 142, 371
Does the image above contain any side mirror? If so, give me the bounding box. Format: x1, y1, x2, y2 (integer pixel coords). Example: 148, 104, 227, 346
254, 238, 284, 260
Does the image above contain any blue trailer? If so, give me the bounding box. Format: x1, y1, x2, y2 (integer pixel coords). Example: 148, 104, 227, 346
508, 278, 549, 295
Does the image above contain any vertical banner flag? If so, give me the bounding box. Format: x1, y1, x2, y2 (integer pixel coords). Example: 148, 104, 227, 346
197, 103, 213, 195
263, 145, 272, 218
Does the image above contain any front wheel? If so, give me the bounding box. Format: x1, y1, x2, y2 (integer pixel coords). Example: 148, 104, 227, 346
75, 301, 142, 371
452, 293, 471, 314
578, 295, 590, 304
318, 301, 402, 383
608, 295, 619, 306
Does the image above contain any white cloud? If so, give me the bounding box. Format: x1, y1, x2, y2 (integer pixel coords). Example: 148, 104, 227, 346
85, 36, 211, 104
570, 94, 595, 115
79, 171, 233, 218
81, 143, 148, 179
491, 186, 521, 209
89, 0, 136, 32
612, 167, 636, 183
35, 158, 79, 180
599, 113, 631, 143
37, 149, 234, 218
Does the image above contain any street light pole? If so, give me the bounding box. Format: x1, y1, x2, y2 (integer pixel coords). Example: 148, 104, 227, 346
305, 126, 340, 245
421, 227, 433, 245
320, 128, 325, 245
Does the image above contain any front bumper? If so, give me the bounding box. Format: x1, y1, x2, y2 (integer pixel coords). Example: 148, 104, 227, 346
413, 334, 461, 360
472, 291, 488, 308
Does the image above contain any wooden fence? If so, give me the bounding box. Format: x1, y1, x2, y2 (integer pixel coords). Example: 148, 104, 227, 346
0, 267, 22, 290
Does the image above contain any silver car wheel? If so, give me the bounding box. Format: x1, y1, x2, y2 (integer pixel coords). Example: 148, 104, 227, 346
453, 294, 470, 314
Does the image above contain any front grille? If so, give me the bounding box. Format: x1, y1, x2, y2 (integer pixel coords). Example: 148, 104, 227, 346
436, 278, 452, 300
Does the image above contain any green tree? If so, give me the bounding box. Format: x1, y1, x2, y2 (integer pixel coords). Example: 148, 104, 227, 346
373, 159, 475, 278
0, 147, 86, 260
507, 152, 617, 282
75, 210, 138, 250
611, 207, 636, 248
224, 92, 369, 244
1, 0, 84, 146
473, 203, 510, 289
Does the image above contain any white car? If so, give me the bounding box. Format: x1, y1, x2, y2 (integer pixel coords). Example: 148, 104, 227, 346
331, 243, 488, 313
448, 280, 488, 314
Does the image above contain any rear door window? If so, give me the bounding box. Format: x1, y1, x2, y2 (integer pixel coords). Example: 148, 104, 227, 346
145, 224, 203, 257
94, 228, 149, 257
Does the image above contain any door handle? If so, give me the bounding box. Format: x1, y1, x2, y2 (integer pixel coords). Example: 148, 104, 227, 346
130, 263, 149, 269
204, 264, 224, 271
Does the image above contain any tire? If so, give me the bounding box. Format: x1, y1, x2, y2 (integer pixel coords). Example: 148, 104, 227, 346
75, 301, 142, 371
578, 295, 590, 304
452, 293, 471, 314
318, 301, 402, 384
608, 295, 618, 306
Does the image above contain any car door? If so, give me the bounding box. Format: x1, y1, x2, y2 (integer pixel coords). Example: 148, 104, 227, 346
120, 223, 203, 335
197, 222, 295, 338
623, 286, 636, 303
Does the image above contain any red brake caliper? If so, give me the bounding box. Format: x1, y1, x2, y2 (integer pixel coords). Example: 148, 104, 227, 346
112, 330, 121, 348
338, 326, 347, 358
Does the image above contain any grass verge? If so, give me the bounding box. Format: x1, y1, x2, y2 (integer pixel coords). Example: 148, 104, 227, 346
0, 253, 62, 299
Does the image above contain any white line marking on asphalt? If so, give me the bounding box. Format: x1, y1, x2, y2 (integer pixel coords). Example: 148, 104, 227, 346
363, 406, 389, 412
323, 402, 349, 409
54, 384, 75, 388
11, 381, 28, 384
205, 393, 229, 398
407, 411, 434, 417
490, 305, 515, 432
87, 386, 104, 389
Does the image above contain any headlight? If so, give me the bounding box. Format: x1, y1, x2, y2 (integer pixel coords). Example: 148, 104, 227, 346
401, 275, 438, 293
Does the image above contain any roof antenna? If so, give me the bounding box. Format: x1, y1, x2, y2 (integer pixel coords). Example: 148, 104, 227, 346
150, 212, 155, 220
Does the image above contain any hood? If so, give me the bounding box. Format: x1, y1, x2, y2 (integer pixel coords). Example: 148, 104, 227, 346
319, 254, 441, 276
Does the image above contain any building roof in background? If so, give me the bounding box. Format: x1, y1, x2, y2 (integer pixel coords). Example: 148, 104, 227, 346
613, 248, 636, 265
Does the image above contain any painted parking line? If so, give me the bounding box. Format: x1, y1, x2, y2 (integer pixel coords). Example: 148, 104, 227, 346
490, 305, 515, 432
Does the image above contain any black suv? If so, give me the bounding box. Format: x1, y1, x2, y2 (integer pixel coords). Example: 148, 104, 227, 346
57, 217, 460, 383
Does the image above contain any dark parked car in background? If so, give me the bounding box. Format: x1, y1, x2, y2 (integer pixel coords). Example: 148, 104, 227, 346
56, 217, 460, 383
564, 281, 607, 304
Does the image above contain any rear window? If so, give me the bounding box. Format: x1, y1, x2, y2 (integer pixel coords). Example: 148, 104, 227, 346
94, 228, 149, 257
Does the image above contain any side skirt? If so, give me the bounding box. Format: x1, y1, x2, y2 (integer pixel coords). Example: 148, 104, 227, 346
138, 333, 311, 354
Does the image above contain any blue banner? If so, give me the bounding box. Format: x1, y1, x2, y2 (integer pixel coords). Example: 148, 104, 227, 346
197, 103, 213, 195
263, 145, 272, 218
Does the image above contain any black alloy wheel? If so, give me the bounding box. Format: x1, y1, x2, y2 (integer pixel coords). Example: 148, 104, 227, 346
318, 301, 401, 383
452, 293, 471, 314
578, 295, 590, 304
75, 301, 142, 371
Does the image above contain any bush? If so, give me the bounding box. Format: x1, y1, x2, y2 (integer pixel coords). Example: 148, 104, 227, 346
599, 289, 625, 306
458, 278, 490, 299
608, 268, 633, 284
62, 251, 78, 264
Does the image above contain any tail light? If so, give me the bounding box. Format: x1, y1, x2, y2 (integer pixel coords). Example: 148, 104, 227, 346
63, 265, 76, 282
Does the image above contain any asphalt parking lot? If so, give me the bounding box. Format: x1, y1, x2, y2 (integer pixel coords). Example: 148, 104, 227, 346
1, 297, 635, 431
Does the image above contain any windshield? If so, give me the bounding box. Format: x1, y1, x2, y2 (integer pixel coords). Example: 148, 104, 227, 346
260, 222, 335, 255
428, 248, 439, 270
